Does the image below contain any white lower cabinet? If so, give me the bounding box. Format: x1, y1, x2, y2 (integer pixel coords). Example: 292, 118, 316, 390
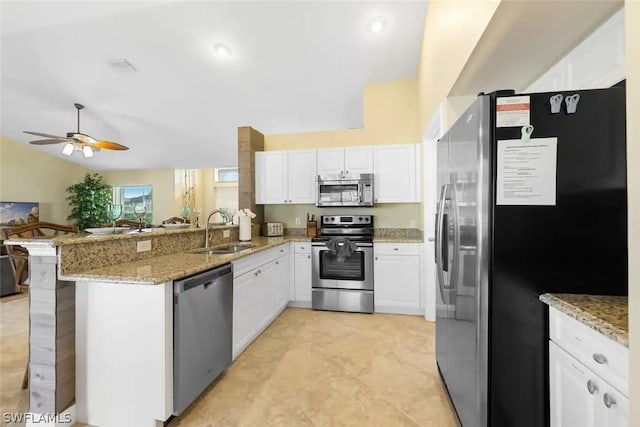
549, 308, 628, 427
373, 243, 421, 314
232, 244, 290, 359
293, 242, 312, 303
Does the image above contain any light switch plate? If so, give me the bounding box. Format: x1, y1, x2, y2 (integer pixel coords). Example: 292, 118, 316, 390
223, 230, 230, 238
409, 219, 416, 228
137, 240, 152, 252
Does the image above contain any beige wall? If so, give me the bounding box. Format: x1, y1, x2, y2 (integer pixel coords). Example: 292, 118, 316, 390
101, 169, 175, 224
265, 78, 420, 150
0, 137, 91, 224
626, 1, 639, 424
418, 0, 500, 130
264, 203, 421, 230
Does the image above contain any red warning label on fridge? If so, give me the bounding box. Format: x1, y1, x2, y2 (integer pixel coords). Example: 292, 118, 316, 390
496, 96, 530, 127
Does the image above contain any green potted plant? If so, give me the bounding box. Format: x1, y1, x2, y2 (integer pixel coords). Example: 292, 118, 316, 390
66, 173, 112, 230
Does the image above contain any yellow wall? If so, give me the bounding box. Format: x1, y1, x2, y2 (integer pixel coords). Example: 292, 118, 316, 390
625, 1, 639, 424
417, 0, 500, 130
0, 137, 91, 224
265, 78, 420, 150
101, 169, 176, 223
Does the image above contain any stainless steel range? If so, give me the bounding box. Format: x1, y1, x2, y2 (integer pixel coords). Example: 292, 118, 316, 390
311, 215, 374, 313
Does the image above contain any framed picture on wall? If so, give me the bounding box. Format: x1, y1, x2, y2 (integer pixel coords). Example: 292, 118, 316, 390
0, 202, 40, 226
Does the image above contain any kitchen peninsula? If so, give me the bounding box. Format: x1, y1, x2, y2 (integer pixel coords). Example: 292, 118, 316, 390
5, 226, 306, 427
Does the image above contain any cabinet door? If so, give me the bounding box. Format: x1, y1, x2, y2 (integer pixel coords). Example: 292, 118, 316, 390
374, 255, 420, 308
257, 151, 288, 204
373, 144, 418, 203
549, 341, 598, 427
344, 146, 373, 177
596, 385, 628, 427
288, 149, 317, 204
317, 148, 345, 176
294, 253, 312, 302
232, 271, 261, 359
274, 255, 290, 310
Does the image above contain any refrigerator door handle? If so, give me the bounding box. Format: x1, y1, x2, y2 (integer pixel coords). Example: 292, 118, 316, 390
446, 184, 461, 290
435, 184, 448, 301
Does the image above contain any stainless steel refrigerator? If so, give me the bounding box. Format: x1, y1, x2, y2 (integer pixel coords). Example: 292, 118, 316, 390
435, 87, 627, 427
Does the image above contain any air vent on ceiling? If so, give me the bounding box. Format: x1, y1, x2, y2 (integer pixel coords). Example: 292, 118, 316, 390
107, 59, 137, 73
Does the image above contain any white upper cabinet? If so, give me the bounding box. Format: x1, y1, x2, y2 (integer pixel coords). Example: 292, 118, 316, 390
287, 150, 317, 203
373, 143, 421, 203
344, 146, 374, 177
526, 10, 625, 92
256, 151, 287, 204
256, 149, 316, 204
317, 146, 373, 178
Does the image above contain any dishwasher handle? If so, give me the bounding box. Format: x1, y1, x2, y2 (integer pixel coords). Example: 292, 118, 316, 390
174, 263, 233, 294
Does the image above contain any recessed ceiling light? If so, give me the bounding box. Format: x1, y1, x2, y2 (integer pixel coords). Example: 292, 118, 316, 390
368, 16, 387, 33
213, 43, 232, 57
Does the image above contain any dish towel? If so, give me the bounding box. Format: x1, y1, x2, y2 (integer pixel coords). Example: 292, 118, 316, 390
325, 238, 357, 262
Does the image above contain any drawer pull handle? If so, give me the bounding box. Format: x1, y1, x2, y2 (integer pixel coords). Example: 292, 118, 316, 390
587, 380, 598, 395
603, 393, 616, 408
394, 248, 399, 251
592, 353, 608, 364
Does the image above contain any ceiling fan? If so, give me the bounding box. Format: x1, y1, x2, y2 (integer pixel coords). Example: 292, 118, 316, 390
23, 103, 129, 158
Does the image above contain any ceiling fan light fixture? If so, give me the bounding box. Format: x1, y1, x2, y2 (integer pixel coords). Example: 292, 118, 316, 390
62, 143, 75, 156
82, 145, 94, 158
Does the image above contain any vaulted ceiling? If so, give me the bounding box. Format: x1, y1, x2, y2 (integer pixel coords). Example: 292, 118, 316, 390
1, 1, 427, 170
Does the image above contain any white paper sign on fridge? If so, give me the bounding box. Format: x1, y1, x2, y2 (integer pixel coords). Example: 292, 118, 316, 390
496, 96, 530, 127
497, 137, 557, 206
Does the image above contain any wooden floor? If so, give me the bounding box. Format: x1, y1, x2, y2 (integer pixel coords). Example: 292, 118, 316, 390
0, 296, 457, 427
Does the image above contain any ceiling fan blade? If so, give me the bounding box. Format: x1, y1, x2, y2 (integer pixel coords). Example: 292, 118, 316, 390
29, 139, 70, 145
94, 140, 129, 151
23, 131, 66, 139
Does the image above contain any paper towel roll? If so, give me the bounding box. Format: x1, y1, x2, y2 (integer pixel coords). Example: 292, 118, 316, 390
239, 216, 252, 241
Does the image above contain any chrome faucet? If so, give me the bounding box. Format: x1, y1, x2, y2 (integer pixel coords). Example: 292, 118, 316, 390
205, 209, 233, 249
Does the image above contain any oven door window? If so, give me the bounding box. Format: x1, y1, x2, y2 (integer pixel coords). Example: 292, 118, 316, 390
319, 250, 364, 281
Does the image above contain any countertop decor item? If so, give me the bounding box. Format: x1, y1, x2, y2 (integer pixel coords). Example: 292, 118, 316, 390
66, 173, 112, 230
235, 209, 256, 241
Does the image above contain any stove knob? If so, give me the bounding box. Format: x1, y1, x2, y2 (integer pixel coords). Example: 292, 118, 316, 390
358, 217, 363, 221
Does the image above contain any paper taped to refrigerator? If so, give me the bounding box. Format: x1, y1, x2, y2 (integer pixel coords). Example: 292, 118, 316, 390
497, 137, 557, 206
496, 96, 530, 127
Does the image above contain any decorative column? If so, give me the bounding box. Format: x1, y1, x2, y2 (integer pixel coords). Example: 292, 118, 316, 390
238, 126, 264, 225
4, 240, 76, 426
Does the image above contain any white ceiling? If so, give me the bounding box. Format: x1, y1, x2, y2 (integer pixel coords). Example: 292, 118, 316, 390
0, 1, 427, 171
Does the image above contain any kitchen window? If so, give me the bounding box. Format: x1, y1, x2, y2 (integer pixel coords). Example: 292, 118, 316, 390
215, 167, 239, 183
112, 185, 153, 223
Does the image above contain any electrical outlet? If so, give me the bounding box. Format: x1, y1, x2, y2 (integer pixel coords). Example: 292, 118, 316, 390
295, 217, 301, 225
409, 219, 416, 228
136, 240, 151, 252
223, 230, 230, 238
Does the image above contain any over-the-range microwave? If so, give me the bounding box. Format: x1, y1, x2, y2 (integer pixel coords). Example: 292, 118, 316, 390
316, 173, 374, 207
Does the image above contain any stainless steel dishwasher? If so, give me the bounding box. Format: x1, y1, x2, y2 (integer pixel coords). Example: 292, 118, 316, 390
173, 263, 233, 415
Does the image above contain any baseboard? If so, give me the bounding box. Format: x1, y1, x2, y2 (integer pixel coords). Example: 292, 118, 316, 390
374, 305, 425, 316
288, 300, 312, 309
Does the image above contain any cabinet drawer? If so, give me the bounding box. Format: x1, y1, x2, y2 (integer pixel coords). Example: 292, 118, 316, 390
549, 307, 628, 396
374, 243, 420, 256
294, 242, 312, 254
232, 244, 289, 278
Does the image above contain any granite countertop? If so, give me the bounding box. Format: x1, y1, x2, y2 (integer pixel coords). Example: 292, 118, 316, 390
61, 236, 307, 285
540, 293, 628, 347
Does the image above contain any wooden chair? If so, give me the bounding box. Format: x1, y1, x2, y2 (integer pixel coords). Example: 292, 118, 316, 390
101, 219, 140, 228
162, 216, 189, 224
1, 222, 79, 294
1, 222, 78, 390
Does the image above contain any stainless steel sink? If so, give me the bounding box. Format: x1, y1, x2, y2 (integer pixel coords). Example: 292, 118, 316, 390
190, 243, 256, 255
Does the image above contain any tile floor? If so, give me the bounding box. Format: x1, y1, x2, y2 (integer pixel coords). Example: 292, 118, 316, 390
0, 296, 458, 427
